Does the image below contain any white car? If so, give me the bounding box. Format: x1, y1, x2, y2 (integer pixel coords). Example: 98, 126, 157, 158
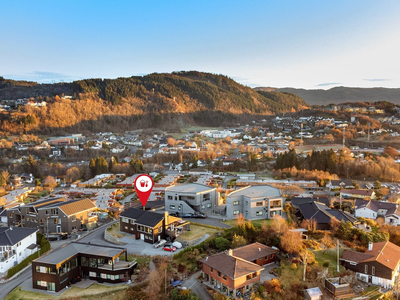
172, 241, 183, 249
154, 239, 167, 248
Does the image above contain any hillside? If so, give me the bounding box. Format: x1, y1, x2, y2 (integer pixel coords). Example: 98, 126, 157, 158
254, 86, 400, 105
0, 72, 308, 135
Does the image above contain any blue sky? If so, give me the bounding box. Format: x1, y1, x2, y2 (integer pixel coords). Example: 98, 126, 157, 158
1, 0, 400, 89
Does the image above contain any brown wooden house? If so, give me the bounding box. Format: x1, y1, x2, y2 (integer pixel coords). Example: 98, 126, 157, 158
232, 242, 278, 266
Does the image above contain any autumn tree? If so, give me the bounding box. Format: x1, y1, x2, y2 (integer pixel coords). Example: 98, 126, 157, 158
384, 146, 399, 157
280, 229, 303, 254
299, 249, 315, 281
231, 234, 247, 248
43, 176, 57, 192
65, 167, 81, 182
167, 137, 176, 147
270, 215, 288, 235
320, 232, 335, 253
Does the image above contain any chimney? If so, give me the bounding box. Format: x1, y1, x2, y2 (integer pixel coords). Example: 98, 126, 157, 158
164, 211, 168, 224
368, 242, 373, 251
227, 249, 233, 256
258, 248, 261, 251
206, 257, 208, 261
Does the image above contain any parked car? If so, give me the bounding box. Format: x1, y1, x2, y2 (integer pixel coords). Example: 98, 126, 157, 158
181, 212, 207, 219
154, 239, 167, 248
163, 245, 177, 252
170, 278, 182, 287
172, 241, 182, 249
181, 213, 194, 218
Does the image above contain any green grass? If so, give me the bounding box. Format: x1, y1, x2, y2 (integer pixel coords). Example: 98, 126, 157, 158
106, 222, 126, 239
222, 219, 272, 228
313, 249, 345, 275
179, 224, 222, 241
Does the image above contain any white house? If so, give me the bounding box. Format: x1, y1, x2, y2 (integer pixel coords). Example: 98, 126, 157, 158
354, 199, 400, 225
0, 226, 38, 275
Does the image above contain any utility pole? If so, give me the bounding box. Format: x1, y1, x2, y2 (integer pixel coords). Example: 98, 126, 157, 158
337, 239, 340, 273
165, 269, 167, 295
300, 123, 303, 144
368, 122, 370, 146
342, 127, 346, 149
46, 217, 49, 242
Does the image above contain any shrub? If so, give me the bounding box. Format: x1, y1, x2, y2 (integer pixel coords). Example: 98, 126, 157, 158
323, 261, 329, 268
215, 237, 230, 251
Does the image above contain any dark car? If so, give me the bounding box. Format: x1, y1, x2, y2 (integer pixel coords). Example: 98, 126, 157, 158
162, 245, 177, 252
192, 212, 207, 219
181, 213, 194, 218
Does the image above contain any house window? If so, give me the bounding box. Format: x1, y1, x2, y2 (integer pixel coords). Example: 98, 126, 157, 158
54, 218, 58, 224
256, 202, 263, 207
40, 219, 44, 225
218, 271, 221, 277
256, 211, 263, 216
222, 275, 227, 280
233, 210, 240, 215
168, 196, 173, 200
246, 275, 252, 281
122, 217, 128, 223
365, 265, 368, 274
169, 205, 176, 210
270, 254, 274, 259
71, 216, 76, 222
210, 268, 213, 273
130, 219, 135, 224
115, 275, 120, 280
233, 201, 239, 206
207, 204, 212, 208
246, 201, 249, 205
350, 261, 357, 265
178, 206, 182, 210
45, 210, 49, 215
53, 209, 58, 215
372, 266, 375, 275
252, 272, 257, 278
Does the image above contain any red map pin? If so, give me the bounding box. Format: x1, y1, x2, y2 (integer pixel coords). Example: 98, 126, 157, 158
134, 174, 154, 209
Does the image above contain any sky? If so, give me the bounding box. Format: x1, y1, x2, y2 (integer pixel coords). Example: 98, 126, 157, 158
1, 0, 400, 89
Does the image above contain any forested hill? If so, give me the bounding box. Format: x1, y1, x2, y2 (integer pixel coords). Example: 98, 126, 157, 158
254, 86, 400, 105
0, 72, 308, 134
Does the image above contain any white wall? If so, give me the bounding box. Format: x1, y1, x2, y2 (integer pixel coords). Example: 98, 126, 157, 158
355, 207, 376, 219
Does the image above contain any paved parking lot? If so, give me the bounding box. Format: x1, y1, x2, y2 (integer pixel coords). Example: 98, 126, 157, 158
118, 234, 185, 256
260, 262, 279, 282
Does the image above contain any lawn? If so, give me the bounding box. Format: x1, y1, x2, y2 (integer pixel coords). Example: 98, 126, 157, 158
106, 222, 126, 239
5, 284, 127, 300
222, 219, 273, 228
179, 224, 222, 241
313, 249, 345, 275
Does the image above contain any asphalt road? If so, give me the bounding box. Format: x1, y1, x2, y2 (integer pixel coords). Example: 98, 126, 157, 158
181, 271, 213, 300
0, 265, 32, 300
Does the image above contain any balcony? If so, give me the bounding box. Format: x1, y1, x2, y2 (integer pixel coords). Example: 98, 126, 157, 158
98, 260, 137, 271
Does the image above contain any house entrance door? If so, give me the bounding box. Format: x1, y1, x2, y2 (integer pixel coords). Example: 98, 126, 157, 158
140, 233, 144, 240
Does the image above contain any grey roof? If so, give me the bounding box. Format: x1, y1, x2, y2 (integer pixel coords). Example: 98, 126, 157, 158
0, 209, 7, 217
228, 185, 281, 198
0, 226, 38, 246
120, 208, 164, 227
35, 242, 126, 266
296, 202, 357, 225
291, 197, 330, 208
355, 199, 400, 216
166, 183, 215, 193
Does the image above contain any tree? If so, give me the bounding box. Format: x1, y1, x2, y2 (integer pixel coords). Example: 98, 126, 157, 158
231, 234, 247, 248
89, 158, 96, 177
384, 146, 399, 158
43, 176, 57, 192
299, 248, 315, 281
270, 215, 288, 235
280, 229, 303, 254
215, 237, 230, 251
65, 167, 80, 182
25, 155, 38, 176
320, 232, 334, 253
167, 137, 176, 147
0, 171, 10, 186
374, 180, 382, 189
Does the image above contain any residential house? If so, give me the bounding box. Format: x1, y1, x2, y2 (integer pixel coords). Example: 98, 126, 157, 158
341, 241, 400, 288
231, 242, 278, 266
291, 196, 330, 208
199, 248, 264, 298
226, 185, 282, 220
354, 199, 400, 225
341, 189, 376, 200
0, 226, 38, 275
119, 209, 189, 244
305, 287, 323, 300
7, 198, 98, 234
165, 183, 218, 215
295, 201, 358, 230
32, 242, 136, 292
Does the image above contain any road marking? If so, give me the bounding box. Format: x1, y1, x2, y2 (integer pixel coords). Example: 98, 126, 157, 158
189, 281, 196, 289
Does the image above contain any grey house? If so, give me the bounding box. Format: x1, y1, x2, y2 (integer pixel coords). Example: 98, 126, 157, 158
226, 185, 283, 220
165, 184, 218, 214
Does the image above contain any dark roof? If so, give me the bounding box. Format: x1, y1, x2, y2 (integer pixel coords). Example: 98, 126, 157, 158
297, 202, 357, 225
0, 226, 38, 246
0, 209, 7, 217
341, 189, 374, 196
355, 199, 400, 216
121, 208, 164, 227
128, 200, 165, 210
330, 179, 354, 187
199, 252, 263, 280
232, 242, 278, 262
291, 197, 330, 208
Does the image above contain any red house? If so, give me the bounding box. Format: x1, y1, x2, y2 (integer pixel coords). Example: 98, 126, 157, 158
232, 242, 278, 266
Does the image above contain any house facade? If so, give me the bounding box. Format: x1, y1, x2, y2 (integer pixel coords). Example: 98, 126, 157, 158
354, 200, 400, 226
199, 248, 264, 298
165, 183, 218, 215
119, 208, 190, 244
340, 189, 376, 200
341, 241, 400, 288
32, 242, 136, 292
7, 198, 98, 235
226, 185, 282, 220
0, 226, 38, 275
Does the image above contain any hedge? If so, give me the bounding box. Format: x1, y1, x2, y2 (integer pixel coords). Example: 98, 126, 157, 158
7, 240, 50, 278
173, 236, 216, 260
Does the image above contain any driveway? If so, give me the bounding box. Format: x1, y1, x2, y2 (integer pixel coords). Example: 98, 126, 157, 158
260, 262, 278, 282
181, 216, 232, 229
181, 271, 213, 300
118, 234, 184, 256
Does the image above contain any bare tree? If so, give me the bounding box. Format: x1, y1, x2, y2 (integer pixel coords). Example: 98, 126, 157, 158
43, 176, 57, 192
280, 229, 303, 254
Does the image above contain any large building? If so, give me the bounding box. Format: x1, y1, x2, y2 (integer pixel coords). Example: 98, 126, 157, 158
165, 183, 218, 215
7, 198, 98, 235
32, 242, 136, 292
226, 185, 282, 220
120, 208, 190, 244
